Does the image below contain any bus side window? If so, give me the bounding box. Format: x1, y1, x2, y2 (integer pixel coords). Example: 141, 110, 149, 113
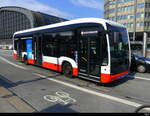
43, 34, 56, 57
14, 39, 18, 50
21, 39, 26, 52
58, 31, 76, 58
42, 31, 76, 58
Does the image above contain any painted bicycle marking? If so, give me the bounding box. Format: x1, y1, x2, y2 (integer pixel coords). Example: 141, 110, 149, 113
44, 91, 76, 105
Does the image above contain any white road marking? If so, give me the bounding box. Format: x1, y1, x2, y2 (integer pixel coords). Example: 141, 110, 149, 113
0, 56, 27, 70
33, 72, 150, 111
33, 73, 47, 78
44, 95, 58, 102
134, 76, 150, 81
44, 91, 76, 105
128, 75, 150, 81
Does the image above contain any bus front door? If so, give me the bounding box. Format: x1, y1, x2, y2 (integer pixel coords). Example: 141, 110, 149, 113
33, 35, 42, 66
78, 29, 101, 82
17, 38, 22, 61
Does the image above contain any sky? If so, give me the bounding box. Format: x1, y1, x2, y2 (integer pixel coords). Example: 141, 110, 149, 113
0, 0, 104, 20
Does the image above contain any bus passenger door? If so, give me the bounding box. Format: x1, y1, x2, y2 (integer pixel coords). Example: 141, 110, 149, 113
78, 28, 101, 81
17, 38, 22, 61
33, 35, 42, 66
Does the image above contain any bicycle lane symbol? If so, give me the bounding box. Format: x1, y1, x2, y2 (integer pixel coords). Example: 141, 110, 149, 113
44, 92, 76, 105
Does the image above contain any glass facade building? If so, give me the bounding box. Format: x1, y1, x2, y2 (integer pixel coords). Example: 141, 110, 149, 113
105, 0, 150, 57
0, 6, 67, 44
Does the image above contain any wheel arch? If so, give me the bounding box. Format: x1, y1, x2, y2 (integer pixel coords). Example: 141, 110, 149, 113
59, 57, 78, 68
22, 52, 27, 58
58, 57, 78, 76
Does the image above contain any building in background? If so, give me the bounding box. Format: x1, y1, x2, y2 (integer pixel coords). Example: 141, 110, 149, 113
0, 6, 67, 45
104, 0, 150, 57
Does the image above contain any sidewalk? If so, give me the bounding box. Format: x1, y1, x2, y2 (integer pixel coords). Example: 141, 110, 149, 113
0, 86, 36, 113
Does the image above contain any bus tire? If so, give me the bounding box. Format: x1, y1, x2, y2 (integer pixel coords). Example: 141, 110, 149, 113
62, 62, 73, 78
137, 65, 146, 73
24, 56, 28, 65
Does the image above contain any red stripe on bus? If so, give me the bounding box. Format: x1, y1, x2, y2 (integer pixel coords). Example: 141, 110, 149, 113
73, 68, 78, 76
101, 70, 129, 83
20, 57, 24, 62
13, 53, 18, 60
28, 59, 35, 64
101, 74, 111, 83
42, 62, 60, 71
13, 54, 24, 62
111, 70, 129, 79
42, 62, 78, 76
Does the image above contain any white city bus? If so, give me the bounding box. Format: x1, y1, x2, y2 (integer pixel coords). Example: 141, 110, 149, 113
13, 18, 131, 83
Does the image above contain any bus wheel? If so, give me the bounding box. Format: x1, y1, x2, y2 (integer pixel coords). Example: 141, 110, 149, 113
62, 62, 73, 78
24, 56, 28, 65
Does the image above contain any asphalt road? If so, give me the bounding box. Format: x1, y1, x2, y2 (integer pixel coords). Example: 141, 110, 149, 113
0, 49, 150, 113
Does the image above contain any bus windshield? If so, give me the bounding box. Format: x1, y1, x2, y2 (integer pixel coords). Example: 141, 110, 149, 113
107, 24, 130, 75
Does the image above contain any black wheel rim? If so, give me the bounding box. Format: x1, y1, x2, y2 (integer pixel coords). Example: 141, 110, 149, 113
24, 57, 28, 65
63, 64, 72, 77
